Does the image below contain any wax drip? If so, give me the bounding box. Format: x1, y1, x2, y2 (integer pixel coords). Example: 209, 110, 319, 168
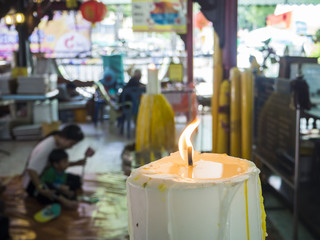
145, 186, 149, 240
253, 174, 267, 239
127, 186, 133, 238
217, 183, 242, 240
245, 180, 250, 240
166, 182, 183, 240
167, 186, 173, 240
258, 177, 267, 239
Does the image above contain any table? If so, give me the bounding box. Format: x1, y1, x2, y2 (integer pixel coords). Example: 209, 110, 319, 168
0, 89, 59, 101
162, 88, 197, 122
0, 90, 59, 140
0, 90, 58, 122
58, 99, 89, 123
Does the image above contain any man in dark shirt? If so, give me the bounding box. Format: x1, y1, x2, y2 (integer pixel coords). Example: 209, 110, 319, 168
119, 69, 144, 103
124, 69, 143, 88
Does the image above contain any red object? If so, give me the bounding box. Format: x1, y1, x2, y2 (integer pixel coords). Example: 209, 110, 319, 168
266, 11, 292, 29
195, 11, 209, 30
85, 147, 95, 157
80, 1, 107, 23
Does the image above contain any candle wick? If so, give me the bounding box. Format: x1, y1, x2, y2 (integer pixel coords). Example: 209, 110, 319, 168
188, 147, 193, 166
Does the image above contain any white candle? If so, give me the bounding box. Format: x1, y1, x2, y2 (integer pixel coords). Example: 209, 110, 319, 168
126, 120, 267, 240
147, 64, 160, 95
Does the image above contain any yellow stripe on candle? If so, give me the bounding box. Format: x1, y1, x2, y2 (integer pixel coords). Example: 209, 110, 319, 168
259, 178, 267, 239
245, 180, 250, 240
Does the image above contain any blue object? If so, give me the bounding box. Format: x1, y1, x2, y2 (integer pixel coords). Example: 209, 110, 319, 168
150, 13, 178, 25
101, 54, 124, 90
101, 68, 116, 88
100, 68, 117, 96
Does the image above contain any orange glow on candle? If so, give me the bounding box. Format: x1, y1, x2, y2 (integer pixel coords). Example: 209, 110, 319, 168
178, 119, 200, 163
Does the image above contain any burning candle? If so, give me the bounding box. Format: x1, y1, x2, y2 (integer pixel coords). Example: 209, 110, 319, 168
126, 119, 266, 240
147, 64, 160, 95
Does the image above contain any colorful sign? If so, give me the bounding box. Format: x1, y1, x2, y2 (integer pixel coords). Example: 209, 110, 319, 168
30, 12, 91, 58
132, 0, 186, 33
0, 11, 91, 59
0, 25, 18, 58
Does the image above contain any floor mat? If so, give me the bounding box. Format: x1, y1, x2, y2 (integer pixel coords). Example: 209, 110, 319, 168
2, 172, 128, 240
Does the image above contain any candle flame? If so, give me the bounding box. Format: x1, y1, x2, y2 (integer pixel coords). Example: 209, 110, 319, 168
178, 119, 200, 162
148, 63, 156, 70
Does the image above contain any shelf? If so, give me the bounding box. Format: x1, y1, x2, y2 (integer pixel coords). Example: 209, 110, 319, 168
0, 89, 58, 101
253, 152, 295, 189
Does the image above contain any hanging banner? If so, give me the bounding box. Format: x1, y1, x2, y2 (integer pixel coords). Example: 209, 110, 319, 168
132, 0, 187, 33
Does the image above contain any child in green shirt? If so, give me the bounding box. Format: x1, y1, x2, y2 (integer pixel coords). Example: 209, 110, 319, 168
40, 149, 76, 200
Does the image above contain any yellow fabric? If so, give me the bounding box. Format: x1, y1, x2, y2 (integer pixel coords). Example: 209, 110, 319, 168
135, 94, 176, 153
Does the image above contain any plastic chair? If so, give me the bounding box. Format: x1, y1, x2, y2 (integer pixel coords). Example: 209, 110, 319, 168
119, 87, 145, 138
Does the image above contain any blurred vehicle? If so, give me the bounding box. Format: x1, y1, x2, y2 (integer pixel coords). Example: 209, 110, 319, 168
237, 26, 311, 74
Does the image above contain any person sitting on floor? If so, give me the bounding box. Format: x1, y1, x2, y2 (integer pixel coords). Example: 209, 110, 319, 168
0, 180, 10, 240
37, 149, 78, 208
24, 124, 85, 209
122, 69, 144, 90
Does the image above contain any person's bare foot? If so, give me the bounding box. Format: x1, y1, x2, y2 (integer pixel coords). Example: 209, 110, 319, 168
58, 196, 79, 210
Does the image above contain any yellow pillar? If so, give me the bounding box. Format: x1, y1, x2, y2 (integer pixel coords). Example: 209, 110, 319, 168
230, 67, 241, 157
216, 80, 230, 154
240, 69, 253, 159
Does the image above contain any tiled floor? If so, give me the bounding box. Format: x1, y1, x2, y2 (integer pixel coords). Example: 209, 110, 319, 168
0, 116, 318, 240
263, 189, 316, 240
